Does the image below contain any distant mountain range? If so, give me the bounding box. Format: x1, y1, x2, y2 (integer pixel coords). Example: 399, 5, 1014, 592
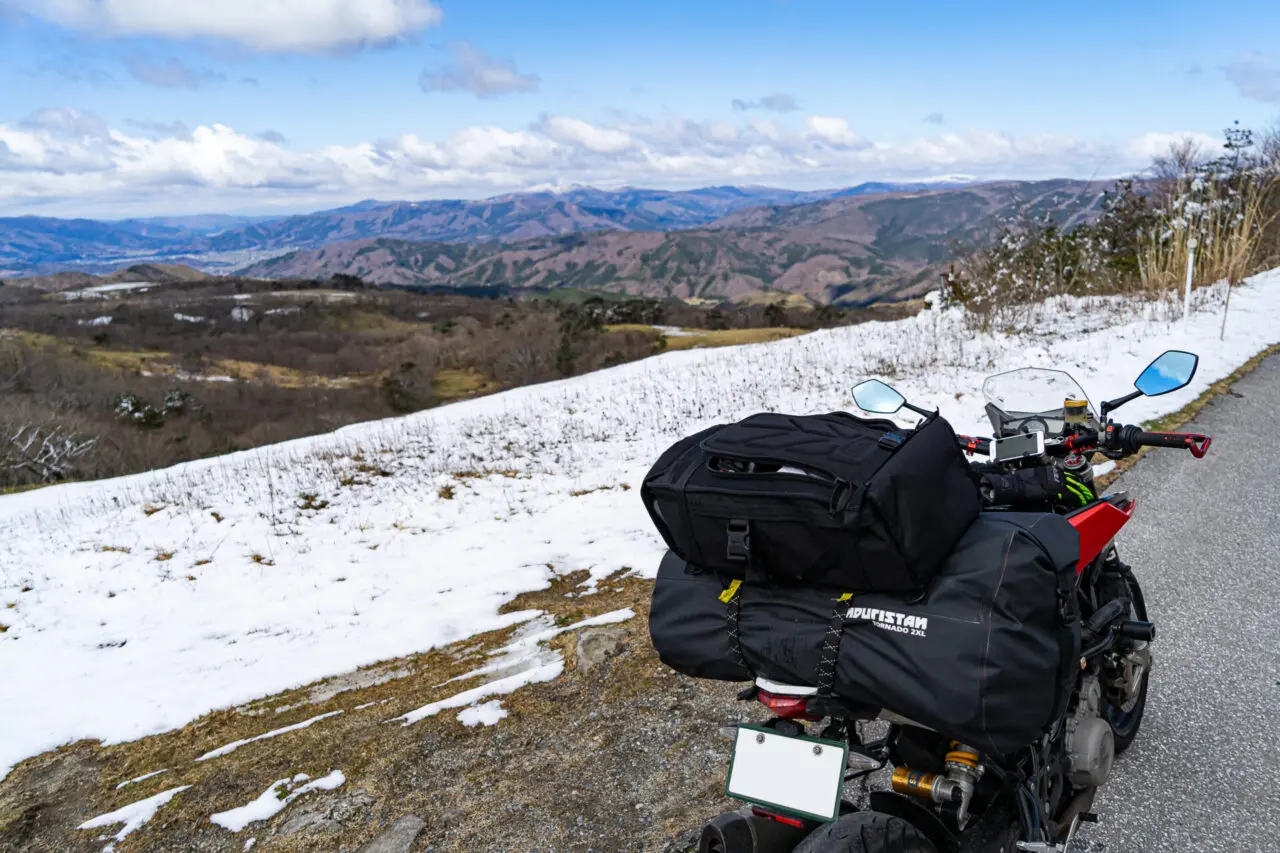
2, 178, 1106, 304
0, 182, 970, 277
243, 180, 1106, 305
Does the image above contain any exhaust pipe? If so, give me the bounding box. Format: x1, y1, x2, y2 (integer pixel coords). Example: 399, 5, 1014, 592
698, 808, 808, 853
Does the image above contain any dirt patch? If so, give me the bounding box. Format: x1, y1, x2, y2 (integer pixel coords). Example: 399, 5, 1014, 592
0, 572, 747, 853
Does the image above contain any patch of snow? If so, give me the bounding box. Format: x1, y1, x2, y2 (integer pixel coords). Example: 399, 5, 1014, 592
78, 316, 114, 327
3, 271, 1280, 778
78, 785, 191, 852
196, 711, 343, 761
115, 768, 168, 790
210, 770, 345, 832
244, 838, 256, 851
457, 700, 508, 727
652, 324, 698, 337
440, 608, 636, 688
173, 369, 235, 383
61, 281, 155, 301
230, 306, 254, 323
1092, 460, 1118, 478
397, 660, 565, 726
265, 307, 300, 316
306, 666, 410, 705
174, 313, 206, 323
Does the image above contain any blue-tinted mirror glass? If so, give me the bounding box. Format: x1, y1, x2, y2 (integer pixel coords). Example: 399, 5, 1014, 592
852, 379, 906, 414
1134, 350, 1198, 397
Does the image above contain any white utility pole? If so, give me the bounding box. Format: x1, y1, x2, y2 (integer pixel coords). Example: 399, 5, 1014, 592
1182, 238, 1197, 322
1221, 278, 1233, 340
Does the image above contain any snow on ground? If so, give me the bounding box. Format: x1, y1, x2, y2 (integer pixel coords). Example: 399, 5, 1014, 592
209, 771, 345, 833
458, 700, 509, 727
196, 710, 343, 762
61, 282, 155, 301
115, 769, 169, 790
2, 272, 1279, 778
78, 785, 191, 852
396, 661, 566, 726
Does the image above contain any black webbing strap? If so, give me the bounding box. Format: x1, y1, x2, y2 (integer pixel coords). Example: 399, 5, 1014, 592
815, 593, 854, 697
719, 579, 752, 674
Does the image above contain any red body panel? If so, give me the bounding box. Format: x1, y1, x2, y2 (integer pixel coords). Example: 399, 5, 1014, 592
1067, 498, 1136, 573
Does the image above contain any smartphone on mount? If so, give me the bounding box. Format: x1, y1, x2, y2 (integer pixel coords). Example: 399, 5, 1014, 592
990, 430, 1045, 463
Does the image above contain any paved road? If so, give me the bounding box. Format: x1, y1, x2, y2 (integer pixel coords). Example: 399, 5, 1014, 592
1089, 354, 1280, 852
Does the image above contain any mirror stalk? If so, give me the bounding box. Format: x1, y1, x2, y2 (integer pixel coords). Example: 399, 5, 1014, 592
902, 402, 934, 418
1100, 390, 1142, 420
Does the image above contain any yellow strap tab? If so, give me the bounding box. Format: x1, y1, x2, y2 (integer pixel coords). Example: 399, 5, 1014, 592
719, 579, 742, 604
837, 593, 854, 602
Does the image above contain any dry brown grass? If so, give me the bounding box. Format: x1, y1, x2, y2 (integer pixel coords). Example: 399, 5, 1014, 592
0, 568, 665, 853
1139, 173, 1280, 293
603, 324, 809, 350
662, 326, 807, 350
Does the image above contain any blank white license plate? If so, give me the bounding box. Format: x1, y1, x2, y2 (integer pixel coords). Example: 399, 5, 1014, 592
726, 726, 848, 822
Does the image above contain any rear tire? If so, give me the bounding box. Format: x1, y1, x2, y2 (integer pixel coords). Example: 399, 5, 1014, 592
794, 812, 937, 853
1106, 573, 1149, 753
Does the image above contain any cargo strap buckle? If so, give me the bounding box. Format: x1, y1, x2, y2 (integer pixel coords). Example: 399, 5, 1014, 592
725, 519, 751, 563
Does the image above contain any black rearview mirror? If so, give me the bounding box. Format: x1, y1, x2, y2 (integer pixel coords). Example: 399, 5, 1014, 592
1134, 350, 1199, 397
852, 379, 906, 415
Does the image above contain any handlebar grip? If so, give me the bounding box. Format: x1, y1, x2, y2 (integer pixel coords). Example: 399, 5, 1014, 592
956, 434, 992, 455
1134, 431, 1212, 458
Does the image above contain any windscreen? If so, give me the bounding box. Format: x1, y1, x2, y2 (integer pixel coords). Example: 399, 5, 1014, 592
981, 368, 1095, 437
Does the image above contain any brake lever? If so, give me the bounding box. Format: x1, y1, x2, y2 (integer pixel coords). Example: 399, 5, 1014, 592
1188, 434, 1212, 459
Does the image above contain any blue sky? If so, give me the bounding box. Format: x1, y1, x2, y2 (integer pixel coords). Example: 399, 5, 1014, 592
1, 0, 1278, 217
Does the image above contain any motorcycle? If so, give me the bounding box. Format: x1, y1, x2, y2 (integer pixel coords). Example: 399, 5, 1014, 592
695, 350, 1212, 853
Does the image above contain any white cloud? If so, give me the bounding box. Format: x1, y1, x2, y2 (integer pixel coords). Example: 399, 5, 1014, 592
1221, 53, 1280, 104
5, 0, 442, 53
732, 93, 801, 112
125, 56, 225, 90
0, 109, 1199, 217
804, 116, 863, 148
419, 42, 539, 97
539, 117, 634, 153
1125, 131, 1223, 162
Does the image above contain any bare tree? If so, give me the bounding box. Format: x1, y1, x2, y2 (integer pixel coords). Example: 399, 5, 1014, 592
2, 424, 98, 484
1150, 136, 1207, 205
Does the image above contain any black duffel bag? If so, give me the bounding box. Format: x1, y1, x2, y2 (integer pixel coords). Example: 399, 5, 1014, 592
648, 512, 1081, 756
641, 410, 980, 594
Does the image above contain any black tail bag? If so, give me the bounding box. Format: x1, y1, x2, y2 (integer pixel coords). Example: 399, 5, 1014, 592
648, 512, 1081, 756
641, 411, 980, 594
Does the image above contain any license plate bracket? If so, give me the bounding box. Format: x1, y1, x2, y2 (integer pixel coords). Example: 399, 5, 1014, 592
726, 725, 848, 822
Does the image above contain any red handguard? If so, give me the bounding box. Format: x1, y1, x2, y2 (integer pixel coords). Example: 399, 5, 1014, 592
1186, 434, 1212, 458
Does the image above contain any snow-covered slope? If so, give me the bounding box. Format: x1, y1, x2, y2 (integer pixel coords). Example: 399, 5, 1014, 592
3, 271, 1279, 778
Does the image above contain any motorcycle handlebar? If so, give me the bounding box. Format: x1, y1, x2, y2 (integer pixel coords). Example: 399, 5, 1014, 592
1131, 430, 1213, 458
955, 426, 1212, 460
